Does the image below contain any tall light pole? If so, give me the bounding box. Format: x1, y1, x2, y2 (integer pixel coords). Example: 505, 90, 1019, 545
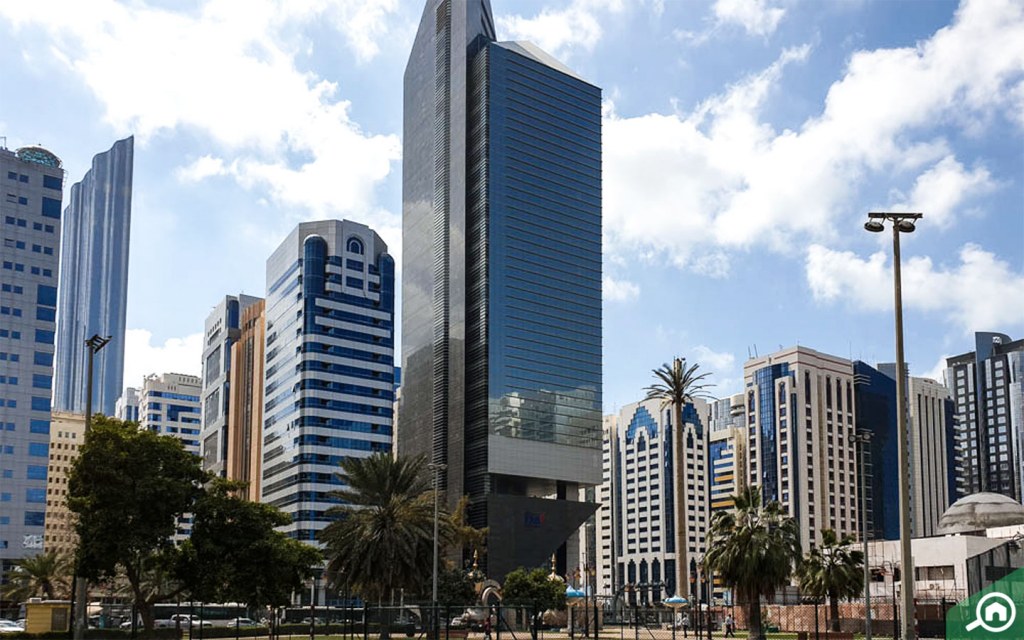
853, 430, 873, 640
428, 462, 447, 607
864, 212, 921, 640
74, 334, 111, 640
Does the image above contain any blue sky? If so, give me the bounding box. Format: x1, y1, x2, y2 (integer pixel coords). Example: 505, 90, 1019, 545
1, 0, 1021, 412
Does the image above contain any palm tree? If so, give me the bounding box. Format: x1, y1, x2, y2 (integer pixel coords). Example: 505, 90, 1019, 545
319, 452, 449, 601
645, 357, 713, 597
0, 551, 72, 602
704, 486, 801, 640
797, 529, 864, 632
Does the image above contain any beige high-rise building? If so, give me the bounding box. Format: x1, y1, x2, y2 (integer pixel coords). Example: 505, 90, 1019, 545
44, 412, 85, 557
225, 299, 265, 502
743, 346, 860, 552
908, 375, 955, 538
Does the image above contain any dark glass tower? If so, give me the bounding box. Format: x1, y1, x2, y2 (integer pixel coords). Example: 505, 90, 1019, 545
400, 0, 602, 578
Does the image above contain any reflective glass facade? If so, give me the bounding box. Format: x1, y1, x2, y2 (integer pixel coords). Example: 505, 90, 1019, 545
53, 137, 133, 416
262, 221, 394, 542
400, 0, 602, 578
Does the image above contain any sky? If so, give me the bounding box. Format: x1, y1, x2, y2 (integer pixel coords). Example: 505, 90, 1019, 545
0, 0, 1022, 413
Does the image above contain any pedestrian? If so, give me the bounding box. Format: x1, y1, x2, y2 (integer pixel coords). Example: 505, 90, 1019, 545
724, 613, 735, 638
483, 615, 492, 640
681, 613, 690, 638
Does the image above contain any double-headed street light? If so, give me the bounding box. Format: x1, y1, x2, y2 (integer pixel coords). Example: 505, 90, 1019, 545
864, 212, 921, 640
73, 334, 112, 640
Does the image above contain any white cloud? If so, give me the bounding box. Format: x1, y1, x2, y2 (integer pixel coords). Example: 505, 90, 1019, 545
0, 0, 401, 224
693, 345, 736, 375
496, 0, 672, 59
918, 354, 951, 385
603, 275, 640, 302
176, 155, 228, 183
605, 0, 1023, 273
122, 329, 203, 393
891, 155, 997, 228
805, 243, 1024, 333
712, 0, 786, 37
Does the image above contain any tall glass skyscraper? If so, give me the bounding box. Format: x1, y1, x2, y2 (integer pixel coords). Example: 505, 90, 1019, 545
53, 136, 133, 417
400, 0, 602, 578
262, 220, 395, 542
0, 143, 64, 574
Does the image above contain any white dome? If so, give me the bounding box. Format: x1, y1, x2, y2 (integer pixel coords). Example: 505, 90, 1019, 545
937, 492, 1024, 534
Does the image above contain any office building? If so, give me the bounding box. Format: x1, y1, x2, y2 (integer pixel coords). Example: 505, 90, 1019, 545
399, 0, 603, 578
594, 414, 617, 596
946, 332, 1024, 501
0, 143, 64, 574
743, 346, 860, 552
225, 299, 265, 502
43, 412, 85, 558
138, 373, 201, 539
908, 375, 958, 537
53, 137, 133, 417
138, 373, 202, 456
200, 294, 262, 478
114, 386, 139, 423
261, 220, 395, 541
708, 394, 745, 514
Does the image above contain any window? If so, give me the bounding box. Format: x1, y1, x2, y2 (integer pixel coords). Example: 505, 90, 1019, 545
27, 465, 47, 480
30, 396, 50, 412
33, 352, 53, 366
43, 175, 61, 190
35, 329, 55, 344
41, 197, 61, 218
36, 307, 56, 321
26, 488, 46, 503
346, 237, 364, 255
24, 511, 45, 526
29, 442, 49, 456
37, 285, 57, 306
32, 375, 52, 390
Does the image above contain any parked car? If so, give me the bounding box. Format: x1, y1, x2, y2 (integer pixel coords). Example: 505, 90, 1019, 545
119, 619, 176, 629
0, 620, 25, 634
228, 618, 261, 627
169, 614, 212, 628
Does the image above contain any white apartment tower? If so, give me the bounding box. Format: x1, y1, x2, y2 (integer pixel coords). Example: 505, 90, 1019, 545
743, 346, 860, 551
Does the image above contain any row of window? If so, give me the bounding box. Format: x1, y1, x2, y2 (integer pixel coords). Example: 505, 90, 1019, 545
3, 216, 56, 232
1, 262, 54, 277
5, 171, 61, 190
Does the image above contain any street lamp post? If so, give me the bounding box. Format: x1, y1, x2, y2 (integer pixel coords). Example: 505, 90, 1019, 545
427, 461, 447, 639
864, 212, 922, 640
73, 334, 111, 640
853, 429, 873, 640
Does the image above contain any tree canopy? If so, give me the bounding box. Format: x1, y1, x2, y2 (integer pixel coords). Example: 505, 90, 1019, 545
705, 485, 801, 640
0, 551, 71, 602
797, 529, 864, 632
68, 416, 317, 628
500, 567, 566, 610
320, 452, 448, 601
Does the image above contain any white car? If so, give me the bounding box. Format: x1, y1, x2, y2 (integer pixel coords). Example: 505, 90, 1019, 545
228, 618, 261, 627
0, 620, 26, 634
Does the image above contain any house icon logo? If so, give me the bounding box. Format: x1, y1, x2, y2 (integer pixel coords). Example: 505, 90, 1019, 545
949, 566, 1024, 639
965, 592, 1016, 634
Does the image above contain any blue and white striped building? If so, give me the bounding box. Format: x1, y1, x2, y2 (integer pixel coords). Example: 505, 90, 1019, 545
261, 220, 395, 542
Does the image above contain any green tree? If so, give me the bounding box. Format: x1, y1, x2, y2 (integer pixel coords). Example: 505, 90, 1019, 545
0, 551, 72, 602
704, 486, 801, 640
69, 416, 207, 630
796, 529, 864, 632
502, 567, 567, 640
435, 566, 476, 607
448, 495, 487, 559
181, 479, 322, 609
320, 453, 447, 602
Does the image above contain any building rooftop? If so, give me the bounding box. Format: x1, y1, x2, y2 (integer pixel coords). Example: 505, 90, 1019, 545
938, 492, 1024, 534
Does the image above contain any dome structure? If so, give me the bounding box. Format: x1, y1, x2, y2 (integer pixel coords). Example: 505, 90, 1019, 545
937, 492, 1024, 534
